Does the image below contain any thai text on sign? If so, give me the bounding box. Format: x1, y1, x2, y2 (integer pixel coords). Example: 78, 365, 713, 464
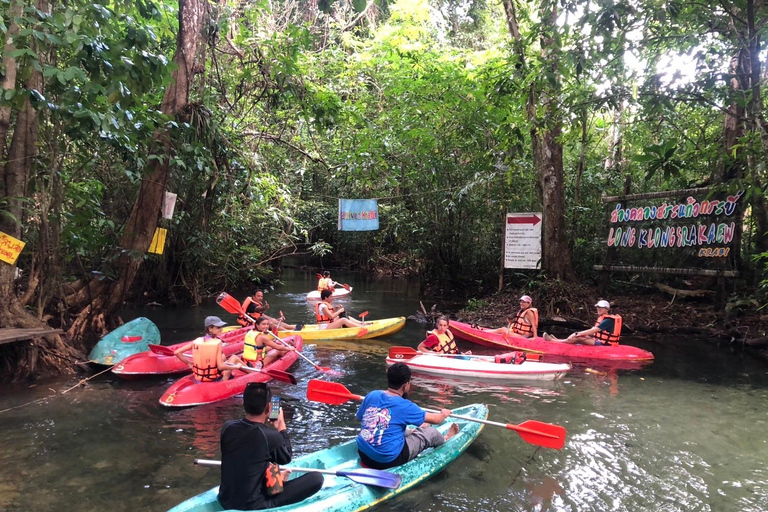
504, 213, 542, 269
0, 231, 25, 265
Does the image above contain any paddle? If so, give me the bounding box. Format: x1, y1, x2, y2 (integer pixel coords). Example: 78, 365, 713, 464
502, 317, 513, 343
266, 331, 332, 373
315, 273, 351, 292
230, 364, 298, 385
306, 380, 566, 450
193, 459, 401, 489
388, 346, 542, 363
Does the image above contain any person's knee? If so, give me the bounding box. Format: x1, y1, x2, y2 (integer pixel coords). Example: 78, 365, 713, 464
305, 472, 324, 492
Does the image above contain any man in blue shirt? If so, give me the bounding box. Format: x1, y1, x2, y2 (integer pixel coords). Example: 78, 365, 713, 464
356, 363, 459, 469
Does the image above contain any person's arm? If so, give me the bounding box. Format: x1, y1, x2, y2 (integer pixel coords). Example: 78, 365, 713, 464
424, 408, 451, 425
267, 409, 293, 464
568, 326, 600, 339
418, 334, 439, 353
265, 334, 292, 352
216, 342, 240, 371
173, 342, 194, 365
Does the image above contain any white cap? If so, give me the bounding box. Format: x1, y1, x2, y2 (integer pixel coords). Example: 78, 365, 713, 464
594, 300, 610, 309
519, 295, 533, 303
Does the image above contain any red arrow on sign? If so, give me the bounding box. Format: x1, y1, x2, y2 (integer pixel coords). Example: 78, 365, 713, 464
508, 215, 541, 226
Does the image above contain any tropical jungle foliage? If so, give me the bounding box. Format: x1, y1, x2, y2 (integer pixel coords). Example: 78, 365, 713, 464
1, 0, 767, 364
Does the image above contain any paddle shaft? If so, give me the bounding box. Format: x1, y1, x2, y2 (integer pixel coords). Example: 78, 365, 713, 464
267, 331, 330, 372
421, 408, 557, 439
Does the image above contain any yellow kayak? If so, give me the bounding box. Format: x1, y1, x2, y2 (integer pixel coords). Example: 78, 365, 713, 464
278, 317, 406, 341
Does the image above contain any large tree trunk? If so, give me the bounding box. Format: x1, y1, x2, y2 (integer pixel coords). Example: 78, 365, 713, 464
66, 0, 210, 343
502, 0, 574, 280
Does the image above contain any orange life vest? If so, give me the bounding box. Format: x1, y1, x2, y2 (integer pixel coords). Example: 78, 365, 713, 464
594, 314, 622, 345
315, 302, 335, 323
192, 337, 221, 382
317, 278, 333, 292
427, 329, 459, 354
511, 307, 538, 337
242, 330, 267, 364
237, 298, 262, 326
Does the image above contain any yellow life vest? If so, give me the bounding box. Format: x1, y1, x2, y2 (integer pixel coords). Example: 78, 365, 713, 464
427, 329, 459, 354
317, 278, 333, 292
512, 307, 538, 337
242, 331, 267, 364
594, 314, 622, 345
192, 337, 221, 382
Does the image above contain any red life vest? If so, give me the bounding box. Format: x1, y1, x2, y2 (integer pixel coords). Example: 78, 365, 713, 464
594, 314, 622, 345
427, 329, 459, 354
511, 307, 538, 337
192, 337, 221, 382
315, 302, 335, 323
237, 298, 262, 326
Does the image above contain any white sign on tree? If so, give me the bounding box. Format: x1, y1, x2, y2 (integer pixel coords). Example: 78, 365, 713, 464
504, 213, 542, 269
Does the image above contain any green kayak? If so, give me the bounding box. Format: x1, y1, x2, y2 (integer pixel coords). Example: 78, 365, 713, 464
168, 403, 488, 512
88, 317, 161, 365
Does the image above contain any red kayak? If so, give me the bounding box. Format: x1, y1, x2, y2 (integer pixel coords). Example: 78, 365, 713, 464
159, 336, 302, 407
111, 326, 251, 379
450, 320, 654, 363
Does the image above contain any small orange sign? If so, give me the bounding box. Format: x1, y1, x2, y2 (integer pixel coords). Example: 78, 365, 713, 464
0, 231, 25, 265
148, 228, 167, 255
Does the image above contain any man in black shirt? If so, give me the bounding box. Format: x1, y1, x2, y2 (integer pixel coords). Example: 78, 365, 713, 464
218, 383, 323, 510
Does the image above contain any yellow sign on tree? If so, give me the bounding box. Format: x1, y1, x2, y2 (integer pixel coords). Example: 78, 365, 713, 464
0, 231, 26, 265
148, 228, 167, 255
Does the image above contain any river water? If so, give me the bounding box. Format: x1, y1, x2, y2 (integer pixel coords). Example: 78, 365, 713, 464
1, 269, 766, 512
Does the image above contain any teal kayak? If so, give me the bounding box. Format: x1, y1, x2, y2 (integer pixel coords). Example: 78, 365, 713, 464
168, 403, 488, 512
88, 317, 160, 365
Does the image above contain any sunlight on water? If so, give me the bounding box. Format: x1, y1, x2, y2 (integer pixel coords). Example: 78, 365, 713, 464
1, 270, 767, 511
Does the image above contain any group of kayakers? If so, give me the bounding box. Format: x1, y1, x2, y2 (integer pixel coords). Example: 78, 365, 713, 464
415, 296, 622, 356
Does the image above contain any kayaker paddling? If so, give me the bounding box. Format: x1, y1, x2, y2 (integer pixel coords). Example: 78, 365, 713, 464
316, 271, 339, 292
243, 316, 295, 369
174, 316, 247, 382
218, 382, 323, 510
543, 300, 622, 346
417, 316, 471, 355
356, 362, 460, 470
239, 290, 301, 331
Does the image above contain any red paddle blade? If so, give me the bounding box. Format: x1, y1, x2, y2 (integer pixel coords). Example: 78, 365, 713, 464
216, 292, 243, 315
148, 344, 175, 356
342, 283, 351, 291
264, 369, 298, 385
316, 273, 323, 279
307, 379, 362, 405
388, 346, 419, 360
510, 420, 567, 450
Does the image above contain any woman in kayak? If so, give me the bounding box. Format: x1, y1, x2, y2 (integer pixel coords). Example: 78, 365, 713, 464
174, 316, 247, 382
242, 316, 295, 369
239, 290, 299, 331
315, 289, 366, 331
317, 271, 339, 292
543, 300, 622, 346
417, 317, 470, 355
489, 295, 539, 339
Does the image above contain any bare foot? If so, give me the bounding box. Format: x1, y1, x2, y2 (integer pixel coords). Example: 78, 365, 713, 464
444, 423, 460, 441
543, 332, 553, 342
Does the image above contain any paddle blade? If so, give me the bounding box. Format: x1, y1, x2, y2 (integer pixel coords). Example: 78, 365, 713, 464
342, 283, 351, 291
307, 379, 362, 405
148, 344, 175, 356
356, 328, 369, 338
510, 420, 567, 450
388, 346, 419, 360
338, 468, 402, 489
265, 369, 298, 385
217, 292, 243, 315
316, 273, 323, 279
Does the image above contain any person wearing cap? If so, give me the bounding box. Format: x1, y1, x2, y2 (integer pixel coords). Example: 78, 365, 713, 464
218, 382, 323, 510
356, 362, 459, 470
174, 316, 247, 382
490, 295, 539, 339
543, 300, 622, 346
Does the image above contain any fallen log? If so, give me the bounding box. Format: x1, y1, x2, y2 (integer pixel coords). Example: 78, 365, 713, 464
654, 283, 715, 298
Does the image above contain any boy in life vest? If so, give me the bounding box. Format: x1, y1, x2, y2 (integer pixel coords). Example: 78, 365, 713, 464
543, 300, 622, 346
417, 316, 471, 355
316, 271, 338, 292
174, 316, 247, 382
238, 290, 301, 331
489, 295, 539, 339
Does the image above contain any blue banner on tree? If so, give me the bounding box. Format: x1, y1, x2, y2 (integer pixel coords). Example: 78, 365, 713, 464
338, 199, 379, 231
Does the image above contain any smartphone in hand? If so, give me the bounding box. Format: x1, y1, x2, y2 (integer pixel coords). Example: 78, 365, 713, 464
268, 396, 280, 421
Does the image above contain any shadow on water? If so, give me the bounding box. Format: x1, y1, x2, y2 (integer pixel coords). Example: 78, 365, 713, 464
1, 269, 767, 511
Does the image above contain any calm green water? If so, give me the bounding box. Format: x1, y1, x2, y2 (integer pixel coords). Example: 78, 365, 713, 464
1, 269, 767, 511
